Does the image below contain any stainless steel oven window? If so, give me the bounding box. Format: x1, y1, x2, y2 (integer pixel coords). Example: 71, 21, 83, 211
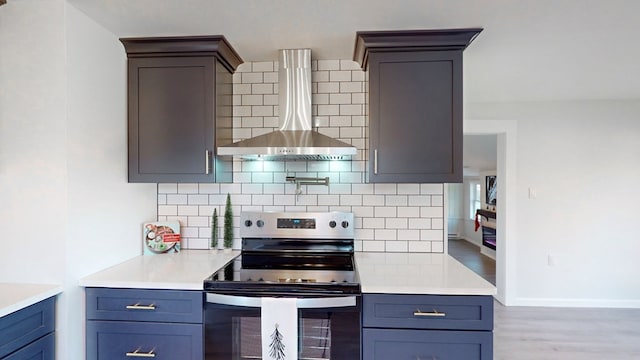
234, 316, 333, 360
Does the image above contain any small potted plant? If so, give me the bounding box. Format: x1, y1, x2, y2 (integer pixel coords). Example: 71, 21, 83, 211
223, 193, 234, 252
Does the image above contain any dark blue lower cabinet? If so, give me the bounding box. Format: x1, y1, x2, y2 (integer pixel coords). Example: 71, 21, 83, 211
86, 321, 203, 360
3, 333, 54, 360
363, 328, 493, 360
0, 298, 55, 360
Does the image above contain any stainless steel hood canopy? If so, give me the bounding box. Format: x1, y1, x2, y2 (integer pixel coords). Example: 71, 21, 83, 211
217, 49, 357, 160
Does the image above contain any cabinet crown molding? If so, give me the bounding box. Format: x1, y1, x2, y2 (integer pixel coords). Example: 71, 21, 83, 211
353, 28, 483, 70
120, 35, 243, 73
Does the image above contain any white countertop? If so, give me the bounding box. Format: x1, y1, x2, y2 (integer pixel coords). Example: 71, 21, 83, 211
79, 250, 494, 296
355, 252, 496, 296
79, 250, 240, 290
0, 283, 63, 318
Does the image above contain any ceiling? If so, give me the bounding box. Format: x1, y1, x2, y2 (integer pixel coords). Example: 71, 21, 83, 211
67, 0, 640, 103
464, 135, 497, 176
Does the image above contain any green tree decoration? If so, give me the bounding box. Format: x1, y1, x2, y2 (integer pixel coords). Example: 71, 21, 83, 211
210, 208, 218, 249
223, 193, 234, 249
269, 324, 286, 360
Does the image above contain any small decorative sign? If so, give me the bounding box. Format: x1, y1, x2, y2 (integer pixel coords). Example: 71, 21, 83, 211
143, 221, 181, 255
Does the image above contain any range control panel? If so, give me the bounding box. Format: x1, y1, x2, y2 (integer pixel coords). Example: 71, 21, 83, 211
240, 211, 354, 239
277, 218, 316, 229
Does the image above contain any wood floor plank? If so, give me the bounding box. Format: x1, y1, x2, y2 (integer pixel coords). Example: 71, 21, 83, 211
449, 239, 640, 359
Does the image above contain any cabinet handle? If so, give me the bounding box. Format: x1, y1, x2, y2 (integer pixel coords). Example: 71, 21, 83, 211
205, 149, 211, 175
374, 149, 378, 174
125, 303, 156, 311
125, 348, 156, 358
413, 309, 446, 317
416, 357, 438, 360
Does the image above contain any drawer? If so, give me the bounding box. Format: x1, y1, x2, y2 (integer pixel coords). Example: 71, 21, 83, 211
86, 288, 203, 323
0, 297, 55, 358
86, 320, 203, 360
363, 328, 493, 360
3, 333, 54, 360
363, 294, 493, 330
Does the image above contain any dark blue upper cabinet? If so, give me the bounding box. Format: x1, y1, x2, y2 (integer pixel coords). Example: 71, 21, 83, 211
121, 36, 242, 183
354, 29, 482, 183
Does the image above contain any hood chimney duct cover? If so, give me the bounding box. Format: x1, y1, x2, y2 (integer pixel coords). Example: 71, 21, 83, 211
217, 49, 357, 161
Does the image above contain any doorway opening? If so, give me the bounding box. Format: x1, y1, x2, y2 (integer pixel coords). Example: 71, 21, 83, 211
447, 119, 517, 305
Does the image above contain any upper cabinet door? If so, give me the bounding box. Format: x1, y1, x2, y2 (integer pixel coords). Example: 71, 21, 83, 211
369, 50, 462, 183
128, 56, 216, 183
354, 29, 482, 183
121, 36, 242, 183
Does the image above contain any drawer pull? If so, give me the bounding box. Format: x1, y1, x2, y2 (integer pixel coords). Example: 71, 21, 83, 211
125, 348, 156, 358
126, 303, 156, 311
413, 309, 446, 317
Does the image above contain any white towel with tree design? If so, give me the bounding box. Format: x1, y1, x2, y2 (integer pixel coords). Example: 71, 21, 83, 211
261, 297, 298, 360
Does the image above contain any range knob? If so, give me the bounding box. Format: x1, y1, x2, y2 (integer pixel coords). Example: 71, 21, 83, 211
329, 220, 337, 228
244, 220, 253, 227
341, 220, 350, 229
256, 220, 265, 228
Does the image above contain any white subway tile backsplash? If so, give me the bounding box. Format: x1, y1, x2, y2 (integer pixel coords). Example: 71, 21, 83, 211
374, 183, 397, 194
421, 229, 444, 241
375, 229, 397, 241
159, 60, 445, 252
241, 72, 263, 83
362, 240, 385, 252
421, 183, 444, 194
340, 60, 360, 71
330, 70, 351, 82
397, 184, 420, 194
317, 60, 340, 71
408, 218, 431, 230
408, 241, 432, 253
167, 194, 187, 205
363, 195, 385, 206
178, 205, 199, 216
178, 183, 199, 194
431, 242, 444, 253
199, 183, 220, 194
398, 207, 420, 218
188, 216, 209, 227
385, 195, 408, 206
398, 229, 420, 241
385, 241, 408, 252
188, 194, 208, 205
375, 206, 396, 218
421, 206, 443, 218
409, 195, 431, 207
385, 218, 408, 229
158, 205, 177, 216
158, 183, 177, 194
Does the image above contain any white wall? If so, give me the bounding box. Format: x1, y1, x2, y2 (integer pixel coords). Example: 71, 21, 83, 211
468, 100, 640, 307
0, 0, 68, 285
1, 1, 156, 359
64, 3, 157, 359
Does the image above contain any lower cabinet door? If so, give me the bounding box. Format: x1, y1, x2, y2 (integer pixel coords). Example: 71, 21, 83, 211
3, 333, 54, 360
87, 321, 203, 360
363, 328, 493, 360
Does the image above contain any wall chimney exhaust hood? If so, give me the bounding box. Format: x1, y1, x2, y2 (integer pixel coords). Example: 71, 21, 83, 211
217, 49, 357, 161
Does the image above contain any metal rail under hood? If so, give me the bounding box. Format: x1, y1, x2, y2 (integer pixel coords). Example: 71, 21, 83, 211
217, 49, 357, 160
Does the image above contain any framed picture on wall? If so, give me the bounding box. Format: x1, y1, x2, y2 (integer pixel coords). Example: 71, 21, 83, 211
486, 175, 497, 206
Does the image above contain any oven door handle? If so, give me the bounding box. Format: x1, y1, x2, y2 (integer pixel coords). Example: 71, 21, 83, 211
206, 293, 356, 309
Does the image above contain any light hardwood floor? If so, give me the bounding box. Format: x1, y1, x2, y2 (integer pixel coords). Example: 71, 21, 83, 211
449, 238, 640, 359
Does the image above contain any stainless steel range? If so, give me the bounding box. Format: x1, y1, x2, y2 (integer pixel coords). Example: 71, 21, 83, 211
203, 211, 361, 360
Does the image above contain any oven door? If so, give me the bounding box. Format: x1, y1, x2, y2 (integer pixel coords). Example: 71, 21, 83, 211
204, 293, 361, 360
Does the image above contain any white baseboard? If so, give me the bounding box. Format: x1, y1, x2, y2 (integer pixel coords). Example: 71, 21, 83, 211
512, 297, 640, 309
